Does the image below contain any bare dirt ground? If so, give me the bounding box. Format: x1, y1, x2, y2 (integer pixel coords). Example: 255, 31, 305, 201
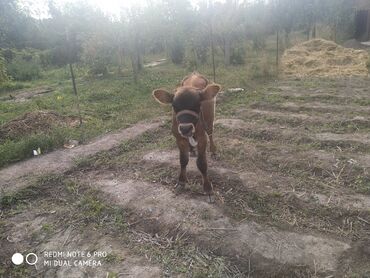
1, 77, 370, 277
2, 87, 55, 102
0, 120, 163, 194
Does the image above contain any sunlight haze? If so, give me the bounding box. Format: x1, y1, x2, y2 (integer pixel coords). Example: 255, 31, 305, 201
19, 0, 224, 19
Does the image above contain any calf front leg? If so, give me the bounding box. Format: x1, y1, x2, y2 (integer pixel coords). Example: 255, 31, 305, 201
196, 138, 213, 194
201, 99, 217, 155
176, 138, 189, 188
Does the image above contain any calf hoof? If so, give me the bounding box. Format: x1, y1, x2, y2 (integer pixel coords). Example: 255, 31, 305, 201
174, 181, 185, 194
210, 152, 219, 160
207, 194, 215, 203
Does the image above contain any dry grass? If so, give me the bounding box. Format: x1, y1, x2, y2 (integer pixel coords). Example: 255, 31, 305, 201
0, 110, 80, 141
282, 39, 369, 77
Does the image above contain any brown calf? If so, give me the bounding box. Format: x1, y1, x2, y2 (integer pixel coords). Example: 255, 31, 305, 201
180, 73, 217, 154
152, 73, 221, 199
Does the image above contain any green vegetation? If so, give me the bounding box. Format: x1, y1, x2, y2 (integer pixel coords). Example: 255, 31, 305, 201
0, 0, 360, 167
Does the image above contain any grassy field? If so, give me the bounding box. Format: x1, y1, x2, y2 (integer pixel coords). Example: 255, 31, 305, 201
0, 55, 277, 168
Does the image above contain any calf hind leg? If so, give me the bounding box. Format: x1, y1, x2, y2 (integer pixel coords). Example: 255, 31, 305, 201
208, 133, 216, 155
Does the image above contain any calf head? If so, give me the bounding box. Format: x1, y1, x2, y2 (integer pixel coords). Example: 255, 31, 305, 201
152, 84, 221, 138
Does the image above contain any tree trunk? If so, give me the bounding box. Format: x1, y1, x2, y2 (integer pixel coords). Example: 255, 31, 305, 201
117, 46, 124, 76
193, 47, 199, 69
333, 16, 338, 43
224, 37, 231, 66
131, 54, 138, 83
284, 30, 290, 48
306, 26, 311, 40
276, 29, 279, 70
312, 23, 316, 39
137, 51, 142, 71
134, 35, 142, 72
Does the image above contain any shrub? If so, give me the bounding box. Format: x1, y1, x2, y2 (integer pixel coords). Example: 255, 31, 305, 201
1, 49, 15, 63
251, 33, 266, 51
230, 46, 246, 65
0, 53, 9, 84
82, 35, 112, 76
88, 58, 108, 76
249, 55, 276, 79
7, 57, 41, 81
0, 82, 26, 93
170, 37, 185, 65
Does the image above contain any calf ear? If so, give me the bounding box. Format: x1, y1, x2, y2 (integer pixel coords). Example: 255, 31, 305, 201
152, 89, 174, 104
200, 84, 221, 101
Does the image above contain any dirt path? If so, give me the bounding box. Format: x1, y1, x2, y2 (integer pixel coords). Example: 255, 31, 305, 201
0, 120, 163, 195
3, 209, 163, 278
2, 86, 55, 102
89, 173, 350, 273
143, 149, 370, 212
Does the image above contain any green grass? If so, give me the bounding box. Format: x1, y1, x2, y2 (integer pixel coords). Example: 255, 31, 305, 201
0, 58, 276, 168
0, 66, 168, 167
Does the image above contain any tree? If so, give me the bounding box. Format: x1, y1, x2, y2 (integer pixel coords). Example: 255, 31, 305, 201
323, 0, 355, 42
213, 0, 245, 66
0, 52, 9, 84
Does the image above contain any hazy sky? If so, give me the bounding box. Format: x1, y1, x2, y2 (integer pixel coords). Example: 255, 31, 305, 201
19, 0, 226, 19
19, 0, 150, 18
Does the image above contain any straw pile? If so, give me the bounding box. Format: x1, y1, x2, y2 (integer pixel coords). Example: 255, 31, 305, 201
282, 39, 369, 77
0, 111, 80, 141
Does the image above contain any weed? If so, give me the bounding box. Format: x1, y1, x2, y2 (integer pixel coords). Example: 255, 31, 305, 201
41, 223, 54, 233
104, 253, 123, 263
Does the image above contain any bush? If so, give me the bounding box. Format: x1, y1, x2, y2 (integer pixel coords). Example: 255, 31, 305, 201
1, 49, 14, 63
39, 49, 52, 68
230, 46, 245, 65
0, 53, 9, 84
251, 33, 266, 51
170, 37, 185, 65
7, 57, 41, 81
0, 128, 68, 168
249, 55, 276, 79
0, 82, 26, 93
88, 58, 108, 76
82, 35, 112, 76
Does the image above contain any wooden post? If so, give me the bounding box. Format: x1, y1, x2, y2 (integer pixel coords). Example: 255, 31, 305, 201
69, 63, 82, 126
210, 22, 216, 82
66, 28, 82, 126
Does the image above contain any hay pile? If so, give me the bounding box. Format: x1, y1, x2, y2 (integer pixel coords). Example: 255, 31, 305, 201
282, 39, 369, 77
0, 111, 80, 141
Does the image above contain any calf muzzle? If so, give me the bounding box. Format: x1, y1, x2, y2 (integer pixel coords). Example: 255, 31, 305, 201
176, 109, 200, 138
